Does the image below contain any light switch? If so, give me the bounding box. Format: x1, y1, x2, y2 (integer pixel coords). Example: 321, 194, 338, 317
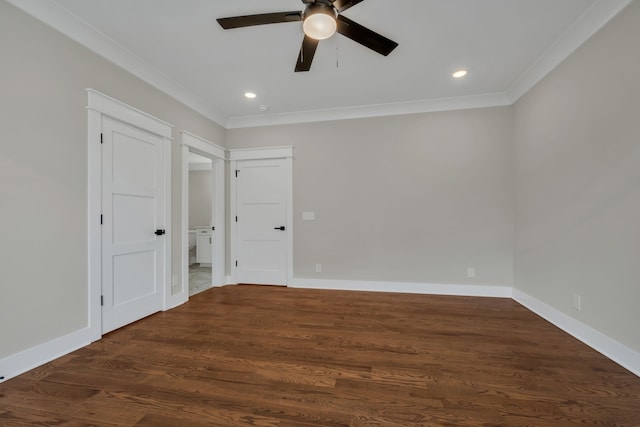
303, 211, 315, 221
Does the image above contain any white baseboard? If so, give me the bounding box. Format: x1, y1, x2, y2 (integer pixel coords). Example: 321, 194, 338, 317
225, 275, 234, 285
291, 278, 512, 298
513, 289, 640, 377
0, 327, 93, 383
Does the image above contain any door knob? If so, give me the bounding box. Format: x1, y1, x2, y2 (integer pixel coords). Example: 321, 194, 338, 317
274, 226, 285, 231
154, 229, 166, 236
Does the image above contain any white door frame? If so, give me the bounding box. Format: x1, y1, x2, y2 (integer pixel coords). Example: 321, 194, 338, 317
229, 146, 293, 286
181, 131, 226, 300
87, 89, 173, 341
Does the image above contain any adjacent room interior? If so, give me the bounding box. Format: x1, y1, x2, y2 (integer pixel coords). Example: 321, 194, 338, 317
187, 151, 214, 296
1, 0, 639, 425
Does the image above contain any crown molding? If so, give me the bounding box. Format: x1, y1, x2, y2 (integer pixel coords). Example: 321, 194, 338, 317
226, 92, 513, 129
507, 0, 633, 103
6, 0, 228, 127
7, 0, 632, 129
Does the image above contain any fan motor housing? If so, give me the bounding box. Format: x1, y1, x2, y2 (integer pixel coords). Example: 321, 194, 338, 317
303, 2, 337, 20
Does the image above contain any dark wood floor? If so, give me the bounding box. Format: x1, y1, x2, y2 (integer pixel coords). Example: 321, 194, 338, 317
2, 285, 640, 426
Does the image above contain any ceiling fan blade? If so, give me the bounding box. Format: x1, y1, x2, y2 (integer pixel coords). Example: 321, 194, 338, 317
336, 15, 398, 56
295, 35, 319, 72
331, 0, 365, 13
217, 11, 302, 29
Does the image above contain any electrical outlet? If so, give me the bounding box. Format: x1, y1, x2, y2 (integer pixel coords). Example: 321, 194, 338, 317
315, 263, 322, 273
467, 267, 475, 278
572, 294, 581, 311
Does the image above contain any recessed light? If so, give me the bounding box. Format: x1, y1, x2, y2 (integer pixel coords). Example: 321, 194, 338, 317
244, 92, 257, 99
452, 70, 468, 79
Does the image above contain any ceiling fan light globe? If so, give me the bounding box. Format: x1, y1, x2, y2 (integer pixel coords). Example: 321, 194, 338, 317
303, 8, 337, 40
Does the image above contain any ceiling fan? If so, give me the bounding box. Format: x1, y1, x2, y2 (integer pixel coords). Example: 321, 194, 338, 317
217, 0, 398, 72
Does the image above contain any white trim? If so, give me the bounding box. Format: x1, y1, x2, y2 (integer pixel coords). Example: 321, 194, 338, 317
181, 132, 226, 299
291, 278, 513, 298
0, 327, 93, 383
285, 156, 294, 285
212, 158, 226, 288
86, 89, 173, 138
513, 289, 640, 377
226, 93, 512, 129
161, 129, 173, 311
87, 107, 102, 342
508, 0, 633, 103
6, 0, 226, 127
181, 131, 226, 159
180, 146, 190, 302
228, 146, 293, 161
87, 89, 174, 337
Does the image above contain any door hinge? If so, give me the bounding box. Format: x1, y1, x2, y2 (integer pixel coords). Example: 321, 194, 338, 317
211, 226, 215, 231
235, 169, 239, 177
235, 260, 238, 267
100, 133, 103, 144
100, 214, 103, 225
235, 216, 238, 222
100, 295, 104, 306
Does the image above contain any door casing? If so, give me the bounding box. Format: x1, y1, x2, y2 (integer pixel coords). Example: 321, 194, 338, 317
229, 147, 293, 286
87, 89, 173, 342
180, 131, 226, 303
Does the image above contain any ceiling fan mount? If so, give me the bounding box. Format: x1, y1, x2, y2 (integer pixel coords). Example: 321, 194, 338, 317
217, 0, 398, 72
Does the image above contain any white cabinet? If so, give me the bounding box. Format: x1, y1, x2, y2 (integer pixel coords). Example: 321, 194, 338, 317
196, 228, 212, 264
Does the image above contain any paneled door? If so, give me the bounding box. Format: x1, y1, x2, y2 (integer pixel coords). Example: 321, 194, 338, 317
101, 117, 165, 333
235, 158, 288, 285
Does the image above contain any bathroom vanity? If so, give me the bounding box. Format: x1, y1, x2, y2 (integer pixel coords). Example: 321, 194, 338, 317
195, 227, 212, 266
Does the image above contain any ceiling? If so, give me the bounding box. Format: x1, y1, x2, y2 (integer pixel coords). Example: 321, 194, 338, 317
11, 0, 631, 128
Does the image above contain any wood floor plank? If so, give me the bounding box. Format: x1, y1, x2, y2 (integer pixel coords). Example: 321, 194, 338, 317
1, 285, 639, 426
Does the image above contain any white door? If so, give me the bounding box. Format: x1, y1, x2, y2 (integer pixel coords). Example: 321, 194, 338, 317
235, 158, 288, 285
101, 117, 165, 333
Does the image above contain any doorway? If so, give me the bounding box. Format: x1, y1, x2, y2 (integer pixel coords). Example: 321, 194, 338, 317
187, 152, 213, 296
180, 131, 226, 302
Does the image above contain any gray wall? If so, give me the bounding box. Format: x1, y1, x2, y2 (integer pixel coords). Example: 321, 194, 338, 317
226, 108, 515, 285
0, 2, 225, 359
189, 170, 213, 228
513, 1, 640, 352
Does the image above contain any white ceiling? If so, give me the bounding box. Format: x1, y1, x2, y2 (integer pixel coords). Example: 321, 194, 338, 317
11, 0, 632, 128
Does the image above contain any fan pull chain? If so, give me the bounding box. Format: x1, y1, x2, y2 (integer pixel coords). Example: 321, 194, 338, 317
336, 36, 339, 68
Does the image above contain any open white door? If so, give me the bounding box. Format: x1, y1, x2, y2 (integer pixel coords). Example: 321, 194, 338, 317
101, 117, 165, 333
